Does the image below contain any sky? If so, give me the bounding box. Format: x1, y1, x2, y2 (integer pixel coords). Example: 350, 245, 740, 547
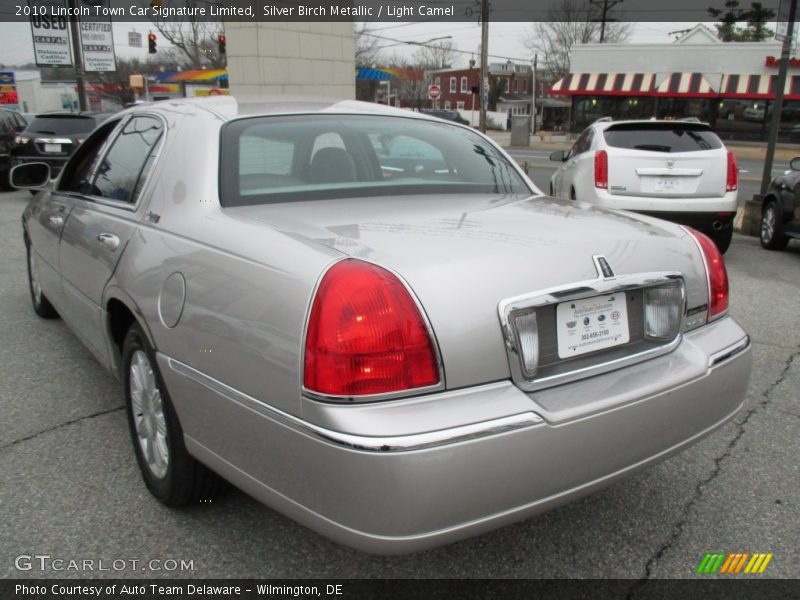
0, 20, 717, 70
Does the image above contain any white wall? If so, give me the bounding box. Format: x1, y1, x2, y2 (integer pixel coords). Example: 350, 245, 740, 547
16, 79, 76, 113
225, 22, 354, 99
570, 41, 782, 76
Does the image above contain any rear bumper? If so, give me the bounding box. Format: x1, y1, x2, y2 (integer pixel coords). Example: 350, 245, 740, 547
161, 316, 751, 554
637, 210, 736, 232
592, 189, 738, 217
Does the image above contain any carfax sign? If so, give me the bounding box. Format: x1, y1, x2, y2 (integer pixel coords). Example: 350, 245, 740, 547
29, 0, 72, 67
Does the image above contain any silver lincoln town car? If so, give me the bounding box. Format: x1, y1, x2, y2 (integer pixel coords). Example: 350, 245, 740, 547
14, 97, 752, 554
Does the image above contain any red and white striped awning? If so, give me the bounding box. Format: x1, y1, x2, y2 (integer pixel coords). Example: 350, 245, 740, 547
552, 71, 800, 100
720, 74, 800, 99
652, 73, 718, 97
551, 72, 719, 97
551, 72, 655, 96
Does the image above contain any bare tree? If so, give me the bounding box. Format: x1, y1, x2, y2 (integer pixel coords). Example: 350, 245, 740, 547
151, 8, 225, 69
412, 40, 458, 70
384, 54, 428, 109
354, 23, 383, 67
521, 0, 632, 80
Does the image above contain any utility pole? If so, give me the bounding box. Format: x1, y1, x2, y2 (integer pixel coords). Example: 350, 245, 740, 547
589, 0, 623, 43
479, 0, 489, 133
67, 0, 88, 111
760, 0, 798, 196
531, 54, 537, 134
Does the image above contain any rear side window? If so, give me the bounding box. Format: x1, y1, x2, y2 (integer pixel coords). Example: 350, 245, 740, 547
92, 116, 163, 203
603, 124, 723, 152
26, 116, 96, 135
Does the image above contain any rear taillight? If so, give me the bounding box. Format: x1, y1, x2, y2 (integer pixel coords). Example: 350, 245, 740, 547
303, 259, 440, 397
594, 150, 608, 189
686, 228, 729, 320
726, 151, 738, 192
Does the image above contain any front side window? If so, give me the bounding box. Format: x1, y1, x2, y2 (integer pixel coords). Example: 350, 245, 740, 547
92, 116, 163, 203
221, 114, 531, 207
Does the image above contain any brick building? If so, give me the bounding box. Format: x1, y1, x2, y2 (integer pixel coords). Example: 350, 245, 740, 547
429, 62, 533, 117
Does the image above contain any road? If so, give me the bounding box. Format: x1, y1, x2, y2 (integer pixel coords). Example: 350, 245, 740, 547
1, 188, 798, 581
505, 147, 788, 207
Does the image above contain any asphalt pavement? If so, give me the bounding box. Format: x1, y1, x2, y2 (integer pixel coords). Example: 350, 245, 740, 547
1, 188, 798, 581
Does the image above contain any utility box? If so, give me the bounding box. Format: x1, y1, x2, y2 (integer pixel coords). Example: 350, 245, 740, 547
510, 115, 531, 147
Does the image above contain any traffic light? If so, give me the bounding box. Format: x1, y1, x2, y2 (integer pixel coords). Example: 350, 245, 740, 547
148, 33, 157, 54
218, 34, 226, 54
150, 0, 161, 7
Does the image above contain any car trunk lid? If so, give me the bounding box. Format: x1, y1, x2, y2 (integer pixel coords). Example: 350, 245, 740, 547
227, 194, 706, 390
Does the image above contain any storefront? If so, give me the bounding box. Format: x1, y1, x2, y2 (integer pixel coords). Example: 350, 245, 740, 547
551, 25, 800, 142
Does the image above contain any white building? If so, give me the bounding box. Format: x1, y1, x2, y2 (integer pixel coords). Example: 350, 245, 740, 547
551, 25, 794, 141
224, 23, 355, 99
13, 71, 77, 114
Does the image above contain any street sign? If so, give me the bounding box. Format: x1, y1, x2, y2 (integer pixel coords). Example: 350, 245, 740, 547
428, 84, 441, 100
29, 0, 72, 67
0, 72, 15, 86
128, 31, 142, 48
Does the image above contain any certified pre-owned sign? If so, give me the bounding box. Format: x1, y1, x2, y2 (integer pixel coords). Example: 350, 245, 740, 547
29, 1, 73, 67
80, 20, 116, 72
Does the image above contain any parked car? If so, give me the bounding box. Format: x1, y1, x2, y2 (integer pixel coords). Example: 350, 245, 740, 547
14, 97, 751, 554
549, 119, 739, 253
420, 108, 470, 125
11, 112, 112, 178
0, 107, 28, 189
759, 155, 800, 250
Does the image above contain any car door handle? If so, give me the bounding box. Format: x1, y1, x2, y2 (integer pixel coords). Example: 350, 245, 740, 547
47, 215, 64, 228
97, 233, 120, 251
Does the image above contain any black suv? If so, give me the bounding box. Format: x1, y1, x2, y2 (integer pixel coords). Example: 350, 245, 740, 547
11, 112, 111, 178
0, 108, 28, 189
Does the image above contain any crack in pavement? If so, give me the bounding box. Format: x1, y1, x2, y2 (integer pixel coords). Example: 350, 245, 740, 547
626, 346, 800, 597
0, 405, 124, 453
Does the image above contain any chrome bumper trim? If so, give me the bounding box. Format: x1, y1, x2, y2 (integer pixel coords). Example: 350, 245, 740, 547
166, 357, 544, 452
708, 335, 750, 368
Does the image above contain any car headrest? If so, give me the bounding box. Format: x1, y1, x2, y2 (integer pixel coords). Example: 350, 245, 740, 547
310, 147, 356, 184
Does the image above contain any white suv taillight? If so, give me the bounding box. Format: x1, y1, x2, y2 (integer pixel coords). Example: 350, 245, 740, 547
594, 150, 608, 189
303, 260, 440, 397
686, 228, 729, 321
726, 151, 738, 192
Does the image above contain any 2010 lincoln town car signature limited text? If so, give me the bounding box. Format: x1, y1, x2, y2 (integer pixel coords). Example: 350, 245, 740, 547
16, 97, 752, 553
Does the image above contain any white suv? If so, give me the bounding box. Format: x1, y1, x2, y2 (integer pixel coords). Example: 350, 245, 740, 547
549, 119, 738, 252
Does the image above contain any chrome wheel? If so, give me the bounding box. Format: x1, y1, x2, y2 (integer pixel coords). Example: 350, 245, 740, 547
28, 249, 42, 305
129, 350, 169, 479
761, 206, 776, 243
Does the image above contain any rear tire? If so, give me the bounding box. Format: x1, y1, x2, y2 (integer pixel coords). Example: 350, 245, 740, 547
123, 323, 224, 507
760, 201, 790, 251
709, 225, 733, 254
26, 238, 58, 319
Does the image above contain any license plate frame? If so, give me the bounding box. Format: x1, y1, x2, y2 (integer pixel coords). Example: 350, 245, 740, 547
556, 294, 630, 359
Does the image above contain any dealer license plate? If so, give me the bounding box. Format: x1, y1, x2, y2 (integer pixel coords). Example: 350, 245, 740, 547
556, 294, 630, 359
654, 177, 681, 192
44, 143, 61, 153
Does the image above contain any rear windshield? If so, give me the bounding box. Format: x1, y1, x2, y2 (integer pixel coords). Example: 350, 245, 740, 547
603, 123, 723, 153
220, 114, 530, 207
26, 116, 97, 135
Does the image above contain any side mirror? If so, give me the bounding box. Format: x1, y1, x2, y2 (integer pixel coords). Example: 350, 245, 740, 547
790, 156, 800, 171
10, 162, 51, 190
549, 150, 566, 162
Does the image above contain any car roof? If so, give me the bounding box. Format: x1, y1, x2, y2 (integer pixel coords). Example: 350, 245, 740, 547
591, 118, 712, 131
125, 96, 451, 125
